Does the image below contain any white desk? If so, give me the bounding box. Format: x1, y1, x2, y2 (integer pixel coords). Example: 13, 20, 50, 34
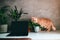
0, 31, 60, 40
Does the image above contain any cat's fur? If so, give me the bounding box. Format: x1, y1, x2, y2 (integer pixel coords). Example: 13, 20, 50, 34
31, 17, 56, 32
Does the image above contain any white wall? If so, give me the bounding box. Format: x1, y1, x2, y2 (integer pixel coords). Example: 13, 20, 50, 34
0, 0, 60, 29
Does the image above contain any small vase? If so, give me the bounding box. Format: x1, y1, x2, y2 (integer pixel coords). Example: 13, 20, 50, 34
34, 26, 40, 32
0, 24, 8, 33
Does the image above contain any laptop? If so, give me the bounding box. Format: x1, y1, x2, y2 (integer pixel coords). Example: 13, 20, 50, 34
7, 21, 28, 36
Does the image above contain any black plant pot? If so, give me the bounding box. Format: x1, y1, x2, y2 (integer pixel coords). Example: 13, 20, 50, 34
8, 21, 28, 36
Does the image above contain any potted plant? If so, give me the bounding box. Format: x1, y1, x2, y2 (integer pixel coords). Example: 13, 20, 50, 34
29, 20, 48, 32
8, 6, 28, 33
0, 5, 10, 33
29, 20, 40, 32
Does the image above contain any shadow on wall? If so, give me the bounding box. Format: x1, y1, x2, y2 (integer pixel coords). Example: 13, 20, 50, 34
0, 0, 16, 6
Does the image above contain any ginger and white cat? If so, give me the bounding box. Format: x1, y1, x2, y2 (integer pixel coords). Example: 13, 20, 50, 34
31, 17, 56, 32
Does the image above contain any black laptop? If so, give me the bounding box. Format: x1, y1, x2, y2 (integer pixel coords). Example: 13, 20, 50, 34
7, 21, 28, 36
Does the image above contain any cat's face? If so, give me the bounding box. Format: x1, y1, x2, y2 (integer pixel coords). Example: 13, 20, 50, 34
31, 17, 38, 23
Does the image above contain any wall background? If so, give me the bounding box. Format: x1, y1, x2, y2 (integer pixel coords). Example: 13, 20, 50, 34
0, 0, 60, 30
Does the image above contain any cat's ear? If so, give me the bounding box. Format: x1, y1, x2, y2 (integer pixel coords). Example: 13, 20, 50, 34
32, 17, 35, 19
31, 17, 36, 22
31, 17, 34, 20
31, 17, 34, 21
32, 16, 37, 19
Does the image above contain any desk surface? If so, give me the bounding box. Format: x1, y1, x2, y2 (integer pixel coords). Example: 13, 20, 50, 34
0, 30, 60, 39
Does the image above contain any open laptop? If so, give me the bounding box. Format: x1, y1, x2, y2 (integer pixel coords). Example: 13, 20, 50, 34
7, 21, 28, 36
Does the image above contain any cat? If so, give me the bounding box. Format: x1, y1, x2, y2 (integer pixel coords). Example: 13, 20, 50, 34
31, 17, 56, 32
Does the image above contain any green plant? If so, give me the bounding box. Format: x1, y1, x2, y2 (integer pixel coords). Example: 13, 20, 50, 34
29, 20, 47, 31
29, 20, 40, 28
8, 6, 25, 21
0, 6, 10, 25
